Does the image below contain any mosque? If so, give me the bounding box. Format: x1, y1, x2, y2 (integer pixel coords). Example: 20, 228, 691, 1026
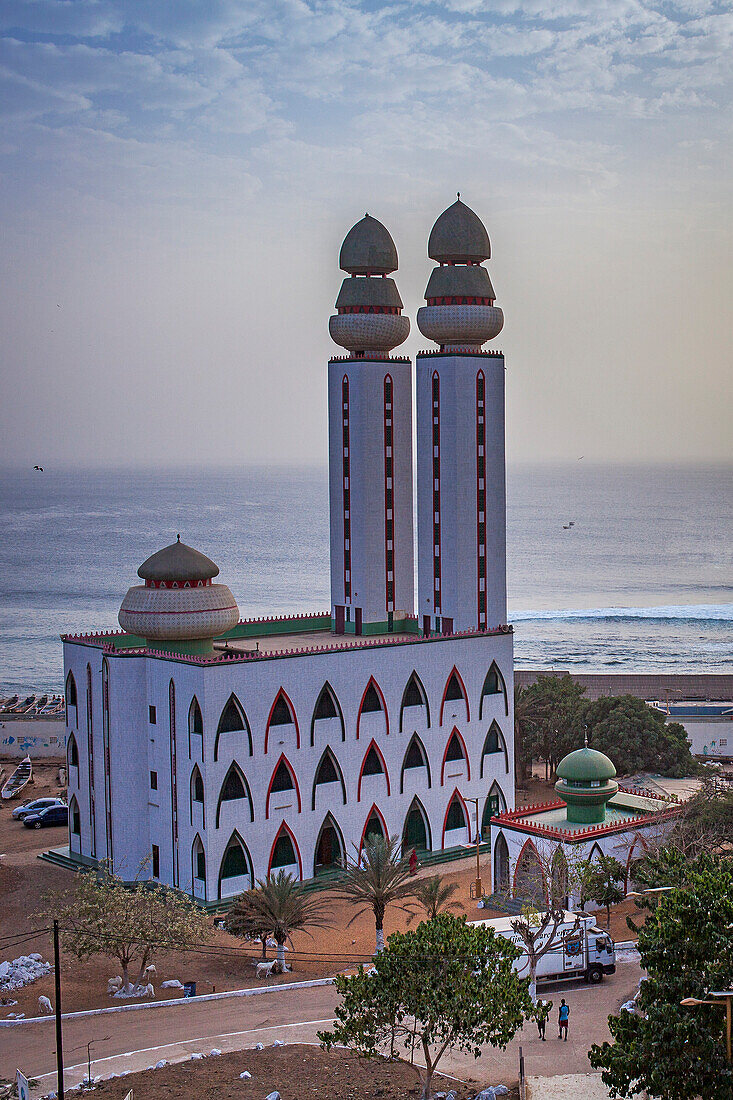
61, 199, 517, 901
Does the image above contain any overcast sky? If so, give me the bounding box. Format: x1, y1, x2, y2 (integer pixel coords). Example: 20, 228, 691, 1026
0, 0, 731, 469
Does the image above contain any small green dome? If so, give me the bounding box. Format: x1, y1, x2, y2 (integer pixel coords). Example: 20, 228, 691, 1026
557, 746, 616, 783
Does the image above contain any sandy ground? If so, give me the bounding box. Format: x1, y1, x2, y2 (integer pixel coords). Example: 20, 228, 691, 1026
526, 1073, 643, 1099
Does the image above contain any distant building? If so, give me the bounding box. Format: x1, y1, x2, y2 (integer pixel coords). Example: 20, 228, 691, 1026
650, 701, 733, 761
62, 200, 516, 901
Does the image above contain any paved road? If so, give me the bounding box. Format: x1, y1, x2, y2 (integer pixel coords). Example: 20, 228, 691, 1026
2, 961, 641, 1096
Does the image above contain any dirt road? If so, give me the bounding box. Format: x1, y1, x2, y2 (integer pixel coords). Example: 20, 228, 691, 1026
2, 958, 642, 1095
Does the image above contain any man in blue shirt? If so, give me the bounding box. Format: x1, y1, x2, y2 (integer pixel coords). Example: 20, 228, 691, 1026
558, 998, 570, 1040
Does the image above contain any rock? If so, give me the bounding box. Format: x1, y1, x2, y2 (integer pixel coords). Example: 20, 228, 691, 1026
272, 1040, 284, 1047
190, 1053, 204, 1060
240, 1072, 252, 1080
161, 979, 184, 989
254, 1043, 264, 1050
445, 1091, 458, 1100
266, 1092, 281, 1100
210, 1049, 222, 1056
154, 1060, 168, 1069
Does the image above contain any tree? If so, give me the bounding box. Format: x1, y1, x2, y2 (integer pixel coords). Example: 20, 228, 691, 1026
225, 870, 332, 971
589, 852, 733, 1099
585, 695, 700, 777
318, 914, 532, 1099
585, 854, 625, 928
336, 834, 417, 953
408, 874, 463, 923
49, 860, 209, 993
514, 682, 541, 784
519, 675, 587, 778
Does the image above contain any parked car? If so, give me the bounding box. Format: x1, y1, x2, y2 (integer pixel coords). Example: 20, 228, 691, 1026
12, 797, 66, 821
23, 804, 69, 829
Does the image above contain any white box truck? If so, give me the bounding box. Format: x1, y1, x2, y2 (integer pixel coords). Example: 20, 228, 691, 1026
472, 910, 616, 985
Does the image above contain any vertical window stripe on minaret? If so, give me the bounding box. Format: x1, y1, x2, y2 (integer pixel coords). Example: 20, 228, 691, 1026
432, 372, 441, 616
383, 375, 394, 616
101, 657, 113, 867
86, 663, 96, 858
169, 678, 179, 888
476, 371, 487, 629
341, 375, 351, 603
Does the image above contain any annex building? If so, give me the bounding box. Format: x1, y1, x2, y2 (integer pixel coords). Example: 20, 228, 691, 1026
61, 200, 517, 902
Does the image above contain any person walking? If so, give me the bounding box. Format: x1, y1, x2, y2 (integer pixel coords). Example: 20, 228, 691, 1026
558, 998, 570, 1040
535, 998, 552, 1040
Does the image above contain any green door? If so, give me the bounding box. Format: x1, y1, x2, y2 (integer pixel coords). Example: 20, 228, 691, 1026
403, 806, 428, 854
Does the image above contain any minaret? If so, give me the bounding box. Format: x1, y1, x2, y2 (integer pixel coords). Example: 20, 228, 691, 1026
328, 215, 414, 635
415, 198, 506, 635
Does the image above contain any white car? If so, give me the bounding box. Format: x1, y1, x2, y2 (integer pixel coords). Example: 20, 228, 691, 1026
12, 797, 67, 820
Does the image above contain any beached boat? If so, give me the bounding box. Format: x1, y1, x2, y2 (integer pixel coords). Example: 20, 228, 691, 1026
1, 756, 32, 800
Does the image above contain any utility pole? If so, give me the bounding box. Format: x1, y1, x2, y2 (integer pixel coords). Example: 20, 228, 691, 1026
464, 796, 482, 899
53, 919, 65, 1100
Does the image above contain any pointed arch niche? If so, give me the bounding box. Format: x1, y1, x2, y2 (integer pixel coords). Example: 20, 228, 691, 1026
310, 682, 345, 746
314, 813, 346, 876
188, 696, 203, 759
214, 695, 252, 761
191, 834, 207, 901
399, 671, 430, 732
359, 804, 387, 856
311, 746, 347, 811
439, 667, 469, 726
215, 762, 254, 828
67, 731, 79, 775
65, 671, 78, 727
68, 795, 81, 852
265, 689, 299, 754
402, 797, 432, 856
357, 739, 390, 802
480, 721, 509, 777
356, 677, 388, 741
440, 727, 470, 786
493, 831, 510, 895
479, 661, 508, 718
265, 754, 301, 819
400, 733, 431, 794
190, 764, 205, 829
481, 782, 507, 838
442, 789, 470, 848
218, 831, 253, 899
513, 838, 547, 904
268, 822, 302, 880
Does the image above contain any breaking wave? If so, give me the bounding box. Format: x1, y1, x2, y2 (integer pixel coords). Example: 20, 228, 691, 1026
512, 603, 733, 625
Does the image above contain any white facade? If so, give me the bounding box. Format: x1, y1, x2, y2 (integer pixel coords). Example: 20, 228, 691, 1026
63, 627, 514, 899
416, 351, 507, 634
650, 702, 733, 760
328, 356, 414, 631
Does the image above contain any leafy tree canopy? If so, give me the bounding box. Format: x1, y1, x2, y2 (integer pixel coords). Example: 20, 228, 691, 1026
318, 913, 532, 1099
586, 695, 700, 778
589, 852, 733, 1100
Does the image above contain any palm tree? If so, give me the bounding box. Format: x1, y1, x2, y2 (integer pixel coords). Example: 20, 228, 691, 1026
336, 834, 417, 953
514, 682, 543, 784
225, 870, 332, 970
408, 874, 463, 923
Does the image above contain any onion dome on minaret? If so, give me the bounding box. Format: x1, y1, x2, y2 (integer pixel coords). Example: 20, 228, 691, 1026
417, 196, 504, 351
118, 536, 239, 652
329, 214, 410, 358
554, 739, 619, 825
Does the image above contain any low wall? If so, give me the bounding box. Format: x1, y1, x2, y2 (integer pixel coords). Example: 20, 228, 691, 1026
0, 718, 66, 758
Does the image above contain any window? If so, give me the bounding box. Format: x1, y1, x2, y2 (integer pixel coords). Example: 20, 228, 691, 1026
720, 739, 728, 747
446, 798, 465, 831
403, 677, 423, 708
65, 672, 77, 709
150, 770, 158, 790
315, 753, 338, 785
446, 733, 464, 762
149, 705, 156, 725
196, 848, 206, 881
314, 688, 337, 720
221, 768, 245, 801
270, 695, 293, 726
152, 844, 160, 878
271, 760, 294, 793
70, 800, 80, 835
221, 842, 248, 879
68, 734, 79, 767
218, 696, 246, 733
189, 697, 203, 736
363, 746, 384, 776
193, 772, 205, 801
445, 673, 463, 701
361, 683, 382, 712
404, 740, 425, 769
271, 831, 297, 869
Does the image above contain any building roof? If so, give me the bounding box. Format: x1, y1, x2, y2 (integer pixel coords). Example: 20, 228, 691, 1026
339, 215, 398, 275
428, 199, 491, 263
425, 264, 495, 300
556, 746, 617, 783
335, 276, 403, 310
137, 537, 220, 582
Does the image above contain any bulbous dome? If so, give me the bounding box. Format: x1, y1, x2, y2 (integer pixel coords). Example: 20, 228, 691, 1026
138, 537, 219, 582
428, 199, 491, 264
339, 215, 398, 275
556, 747, 617, 783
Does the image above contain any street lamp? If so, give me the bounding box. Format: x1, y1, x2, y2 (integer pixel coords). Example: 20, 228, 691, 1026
463, 796, 482, 900
680, 991, 733, 1063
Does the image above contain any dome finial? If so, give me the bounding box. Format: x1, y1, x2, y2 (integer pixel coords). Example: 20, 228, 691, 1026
457, 191, 460, 200
176, 533, 181, 542
584, 725, 588, 748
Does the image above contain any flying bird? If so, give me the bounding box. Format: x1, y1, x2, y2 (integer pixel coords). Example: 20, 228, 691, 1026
33, 465, 44, 471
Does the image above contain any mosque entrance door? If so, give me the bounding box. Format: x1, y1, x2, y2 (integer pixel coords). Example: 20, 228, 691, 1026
315, 820, 343, 874
402, 804, 428, 855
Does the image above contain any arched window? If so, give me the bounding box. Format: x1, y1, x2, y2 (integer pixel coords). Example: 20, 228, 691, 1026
67, 732, 79, 769
439, 667, 469, 725
513, 839, 547, 904
400, 734, 431, 793
214, 695, 252, 760
65, 671, 77, 710
218, 832, 253, 898
191, 767, 204, 802
192, 835, 206, 891
356, 677, 388, 739
482, 782, 507, 837
359, 804, 387, 853
357, 740, 390, 801
310, 682, 345, 745
188, 696, 203, 757
440, 728, 470, 785
190, 764, 205, 828
215, 763, 254, 827
265, 755, 301, 818
314, 813, 346, 875
480, 721, 509, 777
268, 823, 302, 878
69, 796, 81, 836
494, 832, 510, 894
402, 797, 431, 856
479, 661, 508, 718
399, 672, 430, 732
265, 689, 299, 753
442, 790, 469, 847
311, 747, 347, 810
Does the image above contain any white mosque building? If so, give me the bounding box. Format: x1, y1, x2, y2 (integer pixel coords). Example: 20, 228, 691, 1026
61, 200, 516, 904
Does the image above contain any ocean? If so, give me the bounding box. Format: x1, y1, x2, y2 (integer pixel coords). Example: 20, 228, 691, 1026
1, 464, 731, 695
